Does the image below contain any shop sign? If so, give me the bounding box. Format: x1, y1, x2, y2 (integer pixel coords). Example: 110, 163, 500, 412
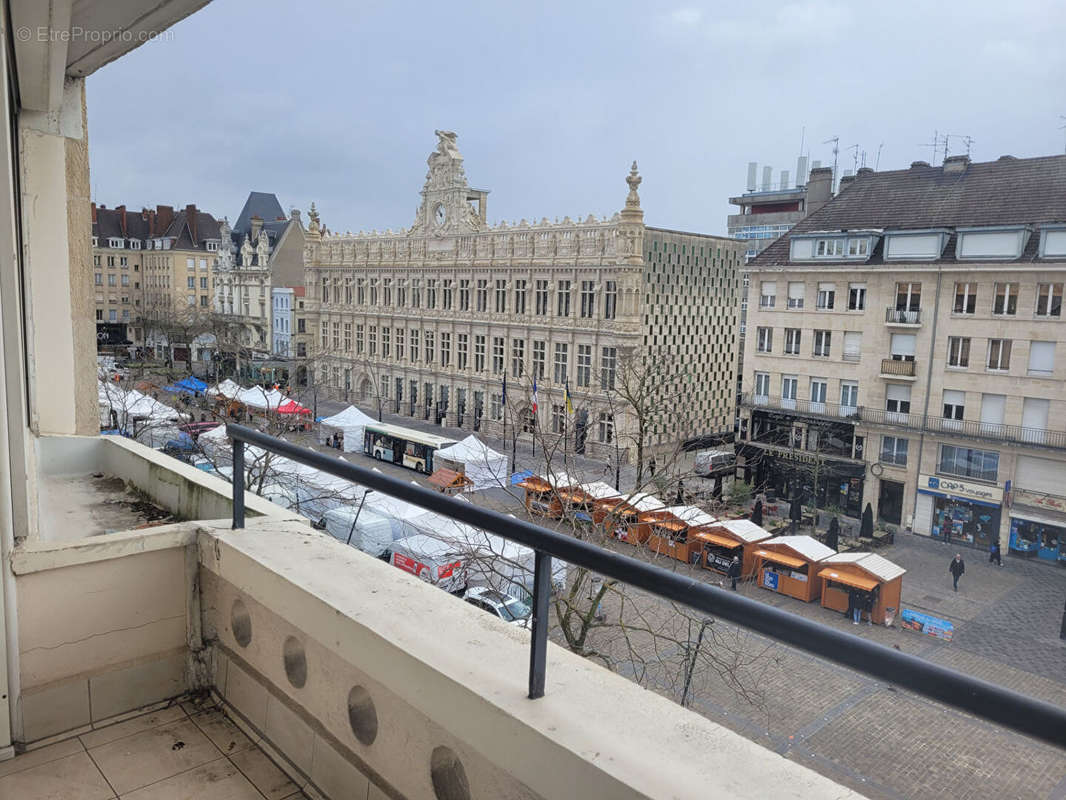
763, 571, 779, 591
1013, 488, 1066, 514
706, 551, 732, 572
900, 609, 954, 642
919, 474, 1002, 505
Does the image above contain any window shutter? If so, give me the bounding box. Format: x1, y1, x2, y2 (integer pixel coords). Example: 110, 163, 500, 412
890, 333, 916, 356
1027, 341, 1055, 374
1022, 397, 1050, 430
843, 332, 862, 355
979, 394, 1005, 425
886, 384, 911, 402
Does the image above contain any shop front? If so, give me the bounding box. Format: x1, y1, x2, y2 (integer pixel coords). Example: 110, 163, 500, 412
913, 474, 1003, 551
1008, 490, 1066, 563
738, 441, 865, 518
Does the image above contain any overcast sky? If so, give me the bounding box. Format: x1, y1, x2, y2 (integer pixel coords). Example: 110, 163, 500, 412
87, 0, 1066, 235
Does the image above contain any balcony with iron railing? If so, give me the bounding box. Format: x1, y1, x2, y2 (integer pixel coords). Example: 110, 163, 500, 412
885, 307, 922, 325
880, 357, 918, 378
741, 393, 1066, 450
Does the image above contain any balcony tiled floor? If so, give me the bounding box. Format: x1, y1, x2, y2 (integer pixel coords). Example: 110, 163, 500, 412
0, 698, 308, 799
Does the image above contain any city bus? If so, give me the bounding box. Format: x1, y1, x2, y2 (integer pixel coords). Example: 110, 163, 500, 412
363, 422, 457, 475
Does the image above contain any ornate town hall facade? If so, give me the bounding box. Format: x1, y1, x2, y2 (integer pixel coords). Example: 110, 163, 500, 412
303, 132, 742, 461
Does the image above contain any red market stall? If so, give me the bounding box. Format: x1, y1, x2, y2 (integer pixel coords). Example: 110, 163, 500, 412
641, 505, 718, 563
818, 552, 906, 625
698, 518, 773, 577
598, 493, 664, 544
752, 535, 835, 603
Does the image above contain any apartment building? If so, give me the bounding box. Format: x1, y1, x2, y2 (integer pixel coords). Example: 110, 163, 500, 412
91, 204, 146, 349
215, 192, 306, 353
738, 153, 1066, 561
304, 132, 743, 461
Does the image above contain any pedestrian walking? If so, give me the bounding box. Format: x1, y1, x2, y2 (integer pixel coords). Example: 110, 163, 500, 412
949, 553, 966, 591
863, 587, 877, 627
849, 588, 862, 625
727, 555, 741, 591
647, 458, 656, 478
825, 517, 840, 552
675, 479, 685, 505
989, 539, 1002, 567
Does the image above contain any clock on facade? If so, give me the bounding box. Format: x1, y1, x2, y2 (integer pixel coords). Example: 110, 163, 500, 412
434, 203, 446, 226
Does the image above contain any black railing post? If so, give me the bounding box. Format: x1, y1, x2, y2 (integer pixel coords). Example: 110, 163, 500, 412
232, 439, 245, 529
528, 550, 552, 699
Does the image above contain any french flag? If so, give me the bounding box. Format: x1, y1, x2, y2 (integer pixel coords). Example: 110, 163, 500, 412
531, 376, 538, 414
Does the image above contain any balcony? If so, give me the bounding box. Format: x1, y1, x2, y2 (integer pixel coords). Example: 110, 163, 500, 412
741, 394, 1066, 450
7, 433, 861, 799
885, 307, 922, 325
880, 357, 917, 378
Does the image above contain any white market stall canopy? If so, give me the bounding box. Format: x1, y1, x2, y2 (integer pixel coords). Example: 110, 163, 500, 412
434, 435, 509, 490
320, 405, 378, 453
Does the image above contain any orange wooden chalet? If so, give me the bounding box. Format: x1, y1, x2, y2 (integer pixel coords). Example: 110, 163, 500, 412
555, 481, 621, 525
640, 505, 718, 563
515, 471, 581, 518
598, 493, 665, 544
695, 518, 773, 578
817, 552, 906, 625
752, 535, 835, 603
427, 468, 474, 495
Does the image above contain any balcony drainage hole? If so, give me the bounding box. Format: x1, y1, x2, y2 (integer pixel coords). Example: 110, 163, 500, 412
347, 685, 378, 746
283, 636, 307, 688
231, 599, 252, 648
430, 746, 471, 800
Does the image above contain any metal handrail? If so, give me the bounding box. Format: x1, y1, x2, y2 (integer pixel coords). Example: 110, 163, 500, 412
224, 423, 1066, 747
885, 307, 922, 324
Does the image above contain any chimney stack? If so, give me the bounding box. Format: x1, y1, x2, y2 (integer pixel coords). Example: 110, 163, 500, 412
839, 174, 857, 192
116, 205, 127, 236
943, 154, 970, 174
91, 202, 98, 224
806, 166, 834, 213
185, 204, 198, 243
156, 205, 174, 234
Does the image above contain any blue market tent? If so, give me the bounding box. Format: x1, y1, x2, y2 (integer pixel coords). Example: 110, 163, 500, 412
165, 376, 209, 395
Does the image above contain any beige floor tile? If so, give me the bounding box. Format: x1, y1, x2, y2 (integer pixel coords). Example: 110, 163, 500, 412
88, 718, 221, 795
119, 757, 262, 800
0, 750, 114, 800
230, 746, 299, 800
188, 708, 254, 756
0, 736, 84, 779
80, 705, 187, 749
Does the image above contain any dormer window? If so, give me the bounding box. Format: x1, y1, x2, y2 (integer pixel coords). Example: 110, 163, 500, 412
206, 241, 219, 252
816, 239, 843, 257
883, 229, 950, 261
129, 240, 141, 250
1039, 224, 1066, 258
108, 237, 122, 248
92, 236, 98, 247
162, 239, 171, 250
955, 225, 1030, 260
847, 239, 868, 257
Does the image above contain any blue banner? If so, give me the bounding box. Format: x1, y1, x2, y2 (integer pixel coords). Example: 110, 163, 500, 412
763, 570, 779, 591
900, 609, 954, 641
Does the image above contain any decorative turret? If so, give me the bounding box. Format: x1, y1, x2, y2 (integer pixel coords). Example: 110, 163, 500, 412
307, 202, 321, 238
618, 161, 645, 264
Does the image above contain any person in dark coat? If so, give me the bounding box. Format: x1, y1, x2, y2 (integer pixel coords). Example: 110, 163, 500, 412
848, 588, 862, 624
727, 555, 741, 590
949, 553, 965, 591
825, 517, 840, 552
863, 587, 877, 626
675, 480, 685, 505
989, 539, 1002, 567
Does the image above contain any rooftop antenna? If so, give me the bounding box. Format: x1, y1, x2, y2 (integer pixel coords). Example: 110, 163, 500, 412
875, 142, 885, 170
798, 125, 806, 161
943, 133, 975, 159
823, 135, 839, 192
846, 143, 861, 173
918, 129, 939, 164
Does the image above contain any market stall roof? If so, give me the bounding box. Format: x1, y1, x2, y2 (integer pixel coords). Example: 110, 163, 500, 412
577, 481, 622, 500
208, 379, 241, 400
715, 518, 774, 543
320, 405, 376, 429
692, 531, 741, 550
817, 567, 880, 592
544, 470, 581, 489
516, 476, 552, 492
764, 535, 835, 563
628, 493, 665, 513
277, 399, 312, 415
662, 505, 718, 528
823, 552, 906, 582
428, 468, 473, 491
754, 549, 806, 570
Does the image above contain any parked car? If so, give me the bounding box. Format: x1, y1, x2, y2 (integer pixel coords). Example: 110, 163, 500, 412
463, 586, 531, 628
693, 448, 734, 477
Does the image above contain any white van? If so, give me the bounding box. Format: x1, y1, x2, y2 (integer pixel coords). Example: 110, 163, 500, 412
693, 449, 734, 476
390, 534, 468, 594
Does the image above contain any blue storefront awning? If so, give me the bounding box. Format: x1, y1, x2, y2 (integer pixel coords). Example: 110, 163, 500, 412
917, 488, 1000, 509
